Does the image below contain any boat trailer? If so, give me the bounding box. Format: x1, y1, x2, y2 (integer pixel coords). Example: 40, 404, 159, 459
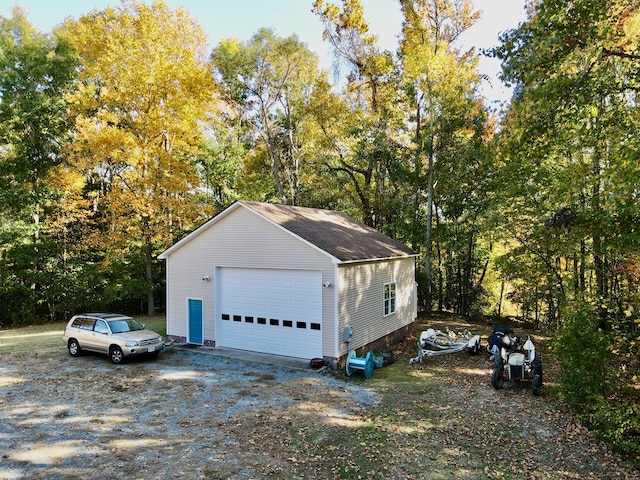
409, 327, 481, 364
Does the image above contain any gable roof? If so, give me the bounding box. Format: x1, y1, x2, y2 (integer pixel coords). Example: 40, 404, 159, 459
242, 201, 416, 262
158, 200, 416, 263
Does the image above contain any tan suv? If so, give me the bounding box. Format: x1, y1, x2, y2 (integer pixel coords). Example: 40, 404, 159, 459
63, 313, 164, 364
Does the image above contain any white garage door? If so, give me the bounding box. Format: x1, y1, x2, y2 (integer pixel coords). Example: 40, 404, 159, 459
215, 267, 323, 359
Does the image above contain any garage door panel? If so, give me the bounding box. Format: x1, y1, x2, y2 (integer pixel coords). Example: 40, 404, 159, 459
216, 267, 322, 358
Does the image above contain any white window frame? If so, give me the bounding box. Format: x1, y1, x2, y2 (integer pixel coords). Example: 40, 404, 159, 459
384, 282, 397, 316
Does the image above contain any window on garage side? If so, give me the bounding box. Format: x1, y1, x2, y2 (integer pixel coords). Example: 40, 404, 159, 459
384, 282, 396, 316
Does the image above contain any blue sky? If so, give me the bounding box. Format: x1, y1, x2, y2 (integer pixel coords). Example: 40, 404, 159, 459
0, 0, 526, 105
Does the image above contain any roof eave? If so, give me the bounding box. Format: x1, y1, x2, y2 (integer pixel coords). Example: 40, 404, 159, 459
336, 253, 419, 265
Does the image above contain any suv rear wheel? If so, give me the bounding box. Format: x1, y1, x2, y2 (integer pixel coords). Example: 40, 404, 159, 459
109, 345, 124, 364
68, 339, 82, 357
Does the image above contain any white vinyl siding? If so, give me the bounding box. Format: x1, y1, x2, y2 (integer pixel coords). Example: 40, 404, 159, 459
337, 257, 415, 356
163, 206, 336, 355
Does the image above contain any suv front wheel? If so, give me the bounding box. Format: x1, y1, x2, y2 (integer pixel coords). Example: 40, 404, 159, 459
109, 345, 125, 364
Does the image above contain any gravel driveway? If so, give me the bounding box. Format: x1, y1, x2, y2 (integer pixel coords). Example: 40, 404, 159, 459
2, 318, 638, 480
0, 347, 376, 479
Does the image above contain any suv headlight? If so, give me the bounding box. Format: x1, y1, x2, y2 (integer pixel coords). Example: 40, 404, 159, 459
125, 341, 139, 347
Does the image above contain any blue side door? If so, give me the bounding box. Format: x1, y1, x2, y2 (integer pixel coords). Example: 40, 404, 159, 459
188, 298, 203, 345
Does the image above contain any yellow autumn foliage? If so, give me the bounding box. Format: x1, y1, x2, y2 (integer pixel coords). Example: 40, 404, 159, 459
60, 0, 216, 252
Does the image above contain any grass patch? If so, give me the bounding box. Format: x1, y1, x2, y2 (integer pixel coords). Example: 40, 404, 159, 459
0, 322, 66, 354
138, 314, 166, 337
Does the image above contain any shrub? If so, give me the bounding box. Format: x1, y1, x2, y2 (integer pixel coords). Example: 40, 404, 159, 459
586, 398, 640, 463
554, 304, 613, 410
555, 304, 640, 464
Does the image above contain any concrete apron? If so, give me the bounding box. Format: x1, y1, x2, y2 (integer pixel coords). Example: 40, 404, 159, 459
172, 343, 311, 370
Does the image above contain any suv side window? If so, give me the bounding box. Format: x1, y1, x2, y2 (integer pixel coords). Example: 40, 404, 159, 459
72, 317, 96, 331
94, 320, 109, 334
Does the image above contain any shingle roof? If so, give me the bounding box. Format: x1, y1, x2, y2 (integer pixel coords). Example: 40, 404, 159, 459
241, 201, 416, 262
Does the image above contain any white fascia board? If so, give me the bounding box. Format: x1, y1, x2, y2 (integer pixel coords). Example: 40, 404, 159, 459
335, 253, 419, 265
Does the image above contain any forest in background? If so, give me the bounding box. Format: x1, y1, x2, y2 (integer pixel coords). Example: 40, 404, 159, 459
0, 0, 638, 459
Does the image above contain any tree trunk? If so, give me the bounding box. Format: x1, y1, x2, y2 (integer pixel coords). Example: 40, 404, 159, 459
143, 217, 155, 315
425, 133, 435, 313
436, 217, 444, 311
498, 280, 505, 318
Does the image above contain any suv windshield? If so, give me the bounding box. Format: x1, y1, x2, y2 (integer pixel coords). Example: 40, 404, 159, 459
108, 318, 145, 334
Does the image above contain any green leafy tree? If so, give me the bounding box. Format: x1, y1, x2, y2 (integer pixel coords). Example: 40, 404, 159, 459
312, 0, 404, 228
492, 0, 640, 456
311, 0, 496, 316
212, 28, 323, 205
0, 7, 78, 325
397, 0, 492, 313
492, 0, 640, 321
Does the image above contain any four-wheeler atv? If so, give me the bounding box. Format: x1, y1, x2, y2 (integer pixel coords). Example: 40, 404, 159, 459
487, 325, 543, 396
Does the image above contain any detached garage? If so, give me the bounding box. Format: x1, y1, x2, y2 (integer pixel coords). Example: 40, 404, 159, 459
158, 201, 417, 367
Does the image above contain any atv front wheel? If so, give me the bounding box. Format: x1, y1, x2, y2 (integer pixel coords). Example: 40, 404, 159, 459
491, 366, 504, 389
533, 352, 543, 385
532, 373, 542, 396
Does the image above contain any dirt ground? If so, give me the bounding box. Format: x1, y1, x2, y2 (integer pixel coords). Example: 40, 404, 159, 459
1, 316, 638, 479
